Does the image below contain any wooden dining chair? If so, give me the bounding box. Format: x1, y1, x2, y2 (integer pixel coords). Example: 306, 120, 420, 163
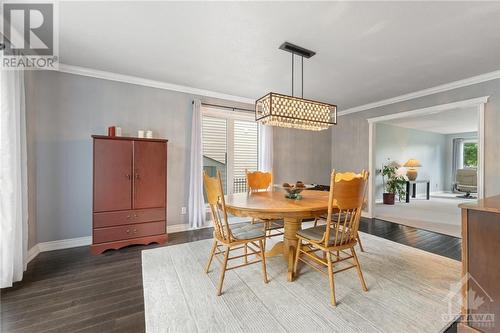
312, 173, 367, 252
204, 170, 269, 296
293, 170, 369, 306
245, 169, 284, 239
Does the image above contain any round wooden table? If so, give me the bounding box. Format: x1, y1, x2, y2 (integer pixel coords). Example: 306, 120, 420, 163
224, 189, 330, 281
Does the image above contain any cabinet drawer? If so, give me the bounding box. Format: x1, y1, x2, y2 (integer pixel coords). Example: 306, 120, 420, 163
93, 221, 165, 244
93, 208, 165, 228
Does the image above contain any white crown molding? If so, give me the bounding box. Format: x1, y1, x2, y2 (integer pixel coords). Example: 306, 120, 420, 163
57, 63, 256, 105
366, 96, 489, 123
339, 70, 500, 116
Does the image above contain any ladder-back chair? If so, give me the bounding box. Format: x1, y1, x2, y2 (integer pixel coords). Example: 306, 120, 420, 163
293, 170, 369, 306
245, 169, 284, 238
204, 170, 269, 295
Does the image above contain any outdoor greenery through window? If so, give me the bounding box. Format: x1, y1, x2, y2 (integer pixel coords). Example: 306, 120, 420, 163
463, 142, 478, 167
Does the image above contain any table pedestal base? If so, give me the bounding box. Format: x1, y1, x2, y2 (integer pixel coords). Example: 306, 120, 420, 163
265, 241, 284, 257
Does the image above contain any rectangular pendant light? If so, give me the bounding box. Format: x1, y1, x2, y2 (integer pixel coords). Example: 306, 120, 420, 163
255, 42, 338, 131
255, 92, 337, 131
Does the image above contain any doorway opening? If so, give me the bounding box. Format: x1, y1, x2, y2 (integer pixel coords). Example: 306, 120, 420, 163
367, 97, 487, 237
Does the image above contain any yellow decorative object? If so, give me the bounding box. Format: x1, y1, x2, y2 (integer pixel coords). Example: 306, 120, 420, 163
403, 159, 421, 181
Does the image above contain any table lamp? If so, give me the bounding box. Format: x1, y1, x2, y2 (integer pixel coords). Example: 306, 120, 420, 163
404, 159, 421, 181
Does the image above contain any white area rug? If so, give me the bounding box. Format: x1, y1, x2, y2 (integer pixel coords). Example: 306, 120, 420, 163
375, 196, 474, 237
142, 233, 461, 333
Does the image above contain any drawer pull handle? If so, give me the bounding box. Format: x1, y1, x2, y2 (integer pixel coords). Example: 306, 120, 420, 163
134, 214, 138, 218
126, 229, 131, 233
126, 215, 131, 219
133, 228, 138, 233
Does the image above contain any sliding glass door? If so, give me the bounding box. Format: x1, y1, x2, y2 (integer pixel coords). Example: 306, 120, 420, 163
202, 107, 258, 194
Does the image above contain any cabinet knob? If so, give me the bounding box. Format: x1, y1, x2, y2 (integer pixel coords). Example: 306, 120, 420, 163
126, 229, 130, 233
133, 228, 138, 233
126, 174, 131, 180
126, 215, 131, 219
135, 174, 140, 180
134, 213, 138, 218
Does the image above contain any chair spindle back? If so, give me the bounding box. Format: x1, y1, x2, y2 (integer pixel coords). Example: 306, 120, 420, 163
323, 170, 369, 248
203, 170, 232, 242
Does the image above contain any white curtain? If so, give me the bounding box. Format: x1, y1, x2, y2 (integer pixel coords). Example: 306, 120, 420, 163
188, 100, 206, 228
1, 68, 28, 288
258, 124, 273, 172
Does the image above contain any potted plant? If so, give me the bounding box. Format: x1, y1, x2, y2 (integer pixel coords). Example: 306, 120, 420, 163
382, 160, 406, 205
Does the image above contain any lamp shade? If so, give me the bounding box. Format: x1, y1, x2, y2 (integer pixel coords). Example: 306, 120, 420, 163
403, 159, 421, 168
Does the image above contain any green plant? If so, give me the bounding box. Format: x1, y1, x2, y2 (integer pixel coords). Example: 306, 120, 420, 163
382, 160, 406, 201
463, 142, 478, 167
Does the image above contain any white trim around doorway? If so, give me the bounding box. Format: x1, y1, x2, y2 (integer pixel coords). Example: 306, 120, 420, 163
366, 96, 488, 218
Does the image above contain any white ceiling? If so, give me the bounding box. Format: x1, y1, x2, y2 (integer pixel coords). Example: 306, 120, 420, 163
59, 2, 500, 109
380, 106, 478, 134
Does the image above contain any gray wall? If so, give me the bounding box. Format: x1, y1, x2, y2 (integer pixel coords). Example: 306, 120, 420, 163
444, 131, 478, 191
24, 70, 252, 243
332, 78, 500, 198
25, 70, 330, 244
375, 123, 447, 200
273, 127, 332, 186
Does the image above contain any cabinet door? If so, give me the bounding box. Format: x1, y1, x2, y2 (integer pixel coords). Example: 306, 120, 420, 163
133, 141, 166, 209
93, 139, 133, 212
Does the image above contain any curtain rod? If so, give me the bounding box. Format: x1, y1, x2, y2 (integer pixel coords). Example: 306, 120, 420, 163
192, 101, 255, 113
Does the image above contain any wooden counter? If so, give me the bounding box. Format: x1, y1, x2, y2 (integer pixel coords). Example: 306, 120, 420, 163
459, 196, 500, 333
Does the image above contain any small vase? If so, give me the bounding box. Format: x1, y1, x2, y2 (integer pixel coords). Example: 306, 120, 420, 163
383, 193, 395, 205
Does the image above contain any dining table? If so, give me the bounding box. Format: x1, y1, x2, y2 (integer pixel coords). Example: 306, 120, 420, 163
224, 189, 331, 281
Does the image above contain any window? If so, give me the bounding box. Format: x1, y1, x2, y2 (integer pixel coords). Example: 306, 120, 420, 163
202, 116, 228, 191
462, 141, 478, 168
202, 107, 258, 194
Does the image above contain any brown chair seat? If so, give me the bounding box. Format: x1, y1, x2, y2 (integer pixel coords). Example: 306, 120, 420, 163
228, 222, 266, 240
297, 225, 351, 246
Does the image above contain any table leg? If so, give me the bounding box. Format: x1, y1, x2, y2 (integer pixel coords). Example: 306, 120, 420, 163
283, 217, 301, 281
412, 183, 416, 198
406, 181, 410, 203
426, 181, 430, 200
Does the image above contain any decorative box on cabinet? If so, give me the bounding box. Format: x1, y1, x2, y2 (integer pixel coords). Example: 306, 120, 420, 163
91, 135, 168, 255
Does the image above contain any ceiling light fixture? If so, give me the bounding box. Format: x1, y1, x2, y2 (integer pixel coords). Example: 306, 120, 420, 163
255, 42, 337, 131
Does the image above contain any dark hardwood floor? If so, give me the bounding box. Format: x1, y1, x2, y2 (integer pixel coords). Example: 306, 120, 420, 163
1, 218, 461, 333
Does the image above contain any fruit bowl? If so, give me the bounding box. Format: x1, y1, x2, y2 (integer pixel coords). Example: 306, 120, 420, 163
282, 181, 309, 199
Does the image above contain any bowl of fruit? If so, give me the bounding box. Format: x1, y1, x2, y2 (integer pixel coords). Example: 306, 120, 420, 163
282, 181, 308, 199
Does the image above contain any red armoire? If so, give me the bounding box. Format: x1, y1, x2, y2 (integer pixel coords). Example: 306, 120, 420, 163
91, 135, 168, 255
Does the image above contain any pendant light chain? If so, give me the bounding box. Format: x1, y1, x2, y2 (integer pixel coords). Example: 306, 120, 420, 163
301, 56, 304, 98
291, 53, 294, 97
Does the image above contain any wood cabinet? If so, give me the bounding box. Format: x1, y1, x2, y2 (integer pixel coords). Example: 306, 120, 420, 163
459, 196, 500, 333
91, 135, 167, 255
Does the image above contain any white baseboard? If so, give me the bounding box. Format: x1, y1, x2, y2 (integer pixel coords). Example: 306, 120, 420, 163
26, 236, 92, 264
26, 225, 207, 263
361, 211, 373, 219
38, 236, 92, 252
26, 244, 40, 264
167, 223, 211, 233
